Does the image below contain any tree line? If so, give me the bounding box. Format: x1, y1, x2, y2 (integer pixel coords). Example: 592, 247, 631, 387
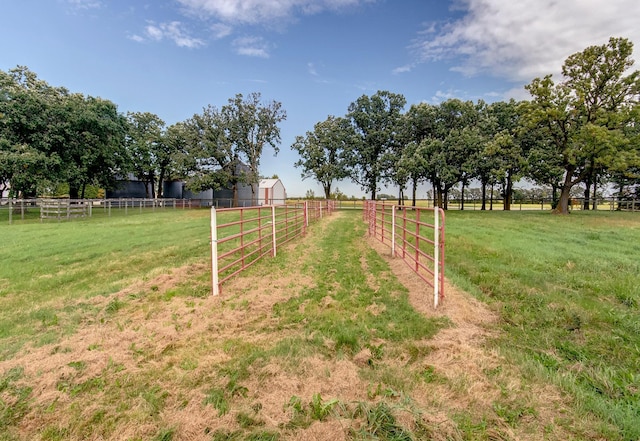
0, 67, 285, 205
292, 37, 640, 214
2, 37, 638, 214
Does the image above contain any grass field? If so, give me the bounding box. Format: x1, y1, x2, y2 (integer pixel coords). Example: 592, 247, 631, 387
445, 210, 640, 440
1, 208, 639, 440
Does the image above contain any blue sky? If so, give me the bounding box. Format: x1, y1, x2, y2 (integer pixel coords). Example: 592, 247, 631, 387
2, 0, 639, 197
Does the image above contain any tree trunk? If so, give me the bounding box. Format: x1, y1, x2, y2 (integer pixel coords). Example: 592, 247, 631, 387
554, 172, 574, 215
232, 183, 238, 207
81, 183, 86, 199
490, 183, 494, 210
251, 183, 256, 206
503, 175, 513, 211
69, 186, 80, 199
481, 181, 487, 210
592, 177, 598, 210
583, 173, 592, 211
460, 183, 466, 211
157, 170, 166, 199
323, 184, 331, 199
411, 179, 417, 207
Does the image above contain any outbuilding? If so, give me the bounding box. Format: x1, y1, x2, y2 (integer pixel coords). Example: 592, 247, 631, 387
258, 178, 287, 205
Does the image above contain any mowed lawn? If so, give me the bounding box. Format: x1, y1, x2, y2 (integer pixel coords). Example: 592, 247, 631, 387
0, 207, 639, 440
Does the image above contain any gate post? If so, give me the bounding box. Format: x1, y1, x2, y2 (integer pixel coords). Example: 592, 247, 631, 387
271, 205, 277, 257
434, 207, 440, 309
211, 207, 219, 296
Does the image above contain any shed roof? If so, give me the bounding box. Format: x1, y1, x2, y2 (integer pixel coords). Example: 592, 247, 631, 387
259, 178, 281, 189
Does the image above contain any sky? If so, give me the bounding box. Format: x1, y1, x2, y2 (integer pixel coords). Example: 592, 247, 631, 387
2, 0, 639, 198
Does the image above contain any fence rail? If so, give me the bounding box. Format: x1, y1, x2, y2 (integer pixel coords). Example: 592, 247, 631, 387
40, 199, 91, 221
210, 201, 337, 295
364, 201, 445, 309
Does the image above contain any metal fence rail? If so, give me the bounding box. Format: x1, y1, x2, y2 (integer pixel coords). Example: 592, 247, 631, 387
364, 201, 445, 308
210, 201, 337, 295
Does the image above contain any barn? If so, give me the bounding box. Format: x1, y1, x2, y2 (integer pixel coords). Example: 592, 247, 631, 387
258, 179, 287, 205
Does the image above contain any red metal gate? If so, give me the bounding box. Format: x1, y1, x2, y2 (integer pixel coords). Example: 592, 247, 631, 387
363, 201, 445, 308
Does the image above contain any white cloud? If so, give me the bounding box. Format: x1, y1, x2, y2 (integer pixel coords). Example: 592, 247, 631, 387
307, 62, 318, 76
392, 64, 413, 75
211, 23, 233, 39
140, 21, 205, 48
128, 34, 145, 43
233, 36, 271, 57
67, 0, 102, 10
414, 0, 640, 82
176, 0, 373, 25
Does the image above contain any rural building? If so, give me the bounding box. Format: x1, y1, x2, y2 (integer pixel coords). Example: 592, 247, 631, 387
259, 178, 287, 205
107, 163, 254, 207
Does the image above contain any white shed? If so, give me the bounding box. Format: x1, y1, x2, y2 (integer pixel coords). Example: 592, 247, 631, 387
259, 179, 287, 205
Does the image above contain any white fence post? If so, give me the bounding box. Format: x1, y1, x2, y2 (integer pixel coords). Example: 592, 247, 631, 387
271, 205, 277, 257
434, 207, 440, 309
211, 207, 219, 296
391, 205, 396, 257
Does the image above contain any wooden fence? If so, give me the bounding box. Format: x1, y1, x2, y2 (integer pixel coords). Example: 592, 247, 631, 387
40, 199, 91, 221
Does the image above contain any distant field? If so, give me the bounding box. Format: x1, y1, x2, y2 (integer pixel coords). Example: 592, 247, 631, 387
1, 208, 639, 440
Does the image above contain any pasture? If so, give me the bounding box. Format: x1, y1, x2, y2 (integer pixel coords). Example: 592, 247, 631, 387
0, 208, 639, 440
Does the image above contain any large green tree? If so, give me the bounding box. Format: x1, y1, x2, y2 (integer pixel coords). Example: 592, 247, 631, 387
291, 115, 352, 198
345, 90, 406, 200
524, 37, 640, 214
424, 99, 481, 209
184, 93, 286, 206
399, 103, 437, 206
125, 112, 165, 198
484, 99, 528, 211
184, 104, 245, 205
0, 67, 65, 196
222, 93, 286, 204
1, 66, 126, 198
63, 94, 127, 199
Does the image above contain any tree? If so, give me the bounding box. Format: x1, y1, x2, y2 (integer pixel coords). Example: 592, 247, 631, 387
423, 99, 481, 209
125, 112, 165, 198
183, 94, 286, 207
345, 90, 406, 200
0, 67, 66, 196
524, 37, 640, 214
400, 103, 437, 206
1, 67, 127, 198
63, 94, 127, 199
183, 104, 242, 204
222, 93, 286, 204
291, 115, 352, 198
484, 100, 528, 211
156, 122, 188, 198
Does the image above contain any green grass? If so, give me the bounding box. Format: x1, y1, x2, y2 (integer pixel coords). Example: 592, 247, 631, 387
445, 210, 640, 440
0, 209, 211, 359
3, 207, 640, 440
